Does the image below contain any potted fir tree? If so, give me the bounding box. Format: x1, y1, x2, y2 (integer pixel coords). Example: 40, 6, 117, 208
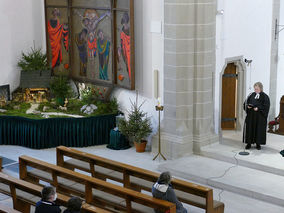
18, 47, 51, 88
118, 95, 152, 152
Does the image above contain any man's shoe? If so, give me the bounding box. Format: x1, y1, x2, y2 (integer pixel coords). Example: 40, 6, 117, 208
245, 144, 251, 149
256, 144, 261, 150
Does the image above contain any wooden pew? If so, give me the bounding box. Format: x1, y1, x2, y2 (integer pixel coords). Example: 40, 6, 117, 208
0, 204, 21, 213
57, 146, 224, 213
0, 172, 108, 213
19, 155, 176, 213
0, 157, 2, 172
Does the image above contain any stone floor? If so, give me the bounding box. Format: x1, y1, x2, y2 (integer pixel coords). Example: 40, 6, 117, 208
0, 132, 284, 212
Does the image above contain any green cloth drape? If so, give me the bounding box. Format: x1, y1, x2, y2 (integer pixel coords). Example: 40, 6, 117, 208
0, 115, 115, 149
107, 129, 130, 150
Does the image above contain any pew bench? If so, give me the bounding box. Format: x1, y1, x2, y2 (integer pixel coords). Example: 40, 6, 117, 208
0, 204, 21, 213
0, 172, 109, 213
56, 146, 224, 213
19, 155, 176, 213
0, 157, 2, 172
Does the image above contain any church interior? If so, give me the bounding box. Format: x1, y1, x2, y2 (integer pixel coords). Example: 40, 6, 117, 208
0, 0, 284, 212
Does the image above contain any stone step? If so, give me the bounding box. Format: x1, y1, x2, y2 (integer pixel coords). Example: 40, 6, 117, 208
200, 143, 284, 177
221, 131, 284, 153
158, 155, 284, 207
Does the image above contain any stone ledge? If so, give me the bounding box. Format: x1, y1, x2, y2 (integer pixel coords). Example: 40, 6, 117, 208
152, 132, 193, 159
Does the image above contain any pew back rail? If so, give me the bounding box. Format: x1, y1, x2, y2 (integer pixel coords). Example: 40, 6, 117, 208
56, 146, 224, 213
0, 172, 109, 213
19, 155, 176, 213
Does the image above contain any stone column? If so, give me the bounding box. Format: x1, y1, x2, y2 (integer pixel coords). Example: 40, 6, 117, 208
192, 0, 218, 152
152, 0, 218, 159
269, 0, 280, 120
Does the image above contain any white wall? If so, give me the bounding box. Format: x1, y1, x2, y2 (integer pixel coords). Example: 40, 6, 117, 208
133, 0, 164, 99
0, 0, 45, 93
215, 0, 273, 132
276, 1, 284, 115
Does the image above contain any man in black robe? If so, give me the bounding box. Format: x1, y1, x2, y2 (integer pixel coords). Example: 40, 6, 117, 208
243, 82, 270, 150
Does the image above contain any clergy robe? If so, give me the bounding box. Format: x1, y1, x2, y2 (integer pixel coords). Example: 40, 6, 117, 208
243, 92, 270, 145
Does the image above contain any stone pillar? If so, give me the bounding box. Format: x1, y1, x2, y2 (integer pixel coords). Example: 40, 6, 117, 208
269, 0, 280, 120
192, 0, 218, 152
152, 0, 218, 159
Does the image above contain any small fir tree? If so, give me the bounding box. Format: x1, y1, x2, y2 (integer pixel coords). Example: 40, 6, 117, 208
118, 92, 152, 143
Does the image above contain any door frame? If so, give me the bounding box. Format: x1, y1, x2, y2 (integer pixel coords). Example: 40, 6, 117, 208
219, 56, 247, 135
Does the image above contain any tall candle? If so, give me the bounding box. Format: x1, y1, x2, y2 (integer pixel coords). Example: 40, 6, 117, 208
157, 97, 161, 107
154, 70, 159, 99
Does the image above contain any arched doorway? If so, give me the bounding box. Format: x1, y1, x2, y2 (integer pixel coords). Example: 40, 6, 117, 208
219, 57, 247, 133
221, 63, 238, 130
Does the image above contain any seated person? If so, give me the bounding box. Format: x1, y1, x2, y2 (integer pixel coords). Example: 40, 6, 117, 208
35, 186, 61, 213
152, 171, 187, 213
63, 197, 83, 213
268, 114, 280, 132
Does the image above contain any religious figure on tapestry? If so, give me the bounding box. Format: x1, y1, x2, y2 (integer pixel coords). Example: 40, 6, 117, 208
47, 8, 69, 69
97, 29, 110, 81
88, 32, 97, 58
75, 9, 110, 60
75, 29, 88, 76
118, 12, 131, 81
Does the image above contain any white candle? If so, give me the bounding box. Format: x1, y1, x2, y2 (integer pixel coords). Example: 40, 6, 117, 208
157, 97, 161, 107
154, 70, 159, 99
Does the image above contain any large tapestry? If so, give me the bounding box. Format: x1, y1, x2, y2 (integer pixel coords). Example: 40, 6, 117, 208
45, 0, 134, 90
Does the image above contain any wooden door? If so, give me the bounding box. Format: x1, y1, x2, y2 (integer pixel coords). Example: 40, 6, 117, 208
221, 63, 238, 130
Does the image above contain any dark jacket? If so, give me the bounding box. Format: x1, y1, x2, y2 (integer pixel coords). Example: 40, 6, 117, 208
35, 200, 61, 213
152, 182, 187, 213
63, 210, 80, 213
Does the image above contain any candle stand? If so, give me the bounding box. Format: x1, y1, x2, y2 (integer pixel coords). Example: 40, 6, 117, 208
153, 105, 166, 161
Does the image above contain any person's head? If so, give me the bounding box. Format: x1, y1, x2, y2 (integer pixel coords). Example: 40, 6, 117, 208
97, 29, 104, 40
52, 8, 60, 18
88, 32, 94, 42
67, 197, 83, 212
157, 171, 172, 185
80, 28, 88, 39
83, 18, 89, 27
254, 82, 263, 93
41, 186, 57, 202
121, 12, 129, 29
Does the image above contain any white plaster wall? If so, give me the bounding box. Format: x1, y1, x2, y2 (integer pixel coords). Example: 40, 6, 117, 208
133, 0, 164, 99
215, 0, 273, 133
0, 0, 45, 93
276, 1, 284, 115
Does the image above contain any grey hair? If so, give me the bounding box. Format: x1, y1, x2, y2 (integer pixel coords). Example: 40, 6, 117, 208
254, 82, 263, 91
158, 171, 172, 185
41, 186, 56, 201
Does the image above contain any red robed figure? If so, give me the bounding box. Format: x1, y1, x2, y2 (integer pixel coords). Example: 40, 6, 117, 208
48, 18, 68, 68
120, 31, 131, 80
